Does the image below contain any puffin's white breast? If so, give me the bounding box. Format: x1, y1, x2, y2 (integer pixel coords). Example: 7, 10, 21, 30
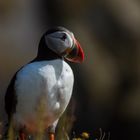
13, 59, 74, 131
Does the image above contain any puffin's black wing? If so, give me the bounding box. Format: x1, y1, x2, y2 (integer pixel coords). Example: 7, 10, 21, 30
5, 72, 18, 120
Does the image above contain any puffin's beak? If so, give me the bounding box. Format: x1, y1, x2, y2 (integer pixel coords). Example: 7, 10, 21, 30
65, 39, 84, 63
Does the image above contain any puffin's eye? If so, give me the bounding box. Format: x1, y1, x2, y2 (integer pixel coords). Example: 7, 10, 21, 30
61, 33, 67, 41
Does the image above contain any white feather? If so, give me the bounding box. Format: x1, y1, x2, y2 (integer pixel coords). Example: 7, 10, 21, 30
45, 31, 73, 54
13, 59, 74, 132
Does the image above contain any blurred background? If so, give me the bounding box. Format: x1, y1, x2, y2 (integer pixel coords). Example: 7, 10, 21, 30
0, 0, 140, 139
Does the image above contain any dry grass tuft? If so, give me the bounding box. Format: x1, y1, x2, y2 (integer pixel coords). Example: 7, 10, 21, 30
0, 99, 110, 140
0, 123, 110, 140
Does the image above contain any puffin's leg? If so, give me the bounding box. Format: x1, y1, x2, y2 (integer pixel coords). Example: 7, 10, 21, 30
19, 132, 26, 140
19, 127, 26, 140
48, 120, 58, 140
48, 133, 55, 140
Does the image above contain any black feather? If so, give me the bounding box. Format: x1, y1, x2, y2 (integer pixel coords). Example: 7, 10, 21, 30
5, 73, 18, 121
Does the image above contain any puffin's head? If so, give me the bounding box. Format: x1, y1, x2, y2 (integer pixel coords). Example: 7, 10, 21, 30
38, 27, 84, 63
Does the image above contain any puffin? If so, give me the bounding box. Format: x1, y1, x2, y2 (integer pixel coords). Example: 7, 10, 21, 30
4, 27, 84, 140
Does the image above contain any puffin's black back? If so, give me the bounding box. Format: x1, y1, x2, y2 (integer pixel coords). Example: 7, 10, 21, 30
5, 72, 18, 121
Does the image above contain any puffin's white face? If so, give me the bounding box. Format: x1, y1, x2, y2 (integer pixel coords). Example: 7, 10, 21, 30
45, 31, 74, 55
44, 27, 84, 63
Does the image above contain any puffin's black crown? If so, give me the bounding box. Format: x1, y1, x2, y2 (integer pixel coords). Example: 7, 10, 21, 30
44, 26, 71, 36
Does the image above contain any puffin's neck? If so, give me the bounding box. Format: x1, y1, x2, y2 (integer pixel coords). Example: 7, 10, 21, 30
32, 37, 62, 62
